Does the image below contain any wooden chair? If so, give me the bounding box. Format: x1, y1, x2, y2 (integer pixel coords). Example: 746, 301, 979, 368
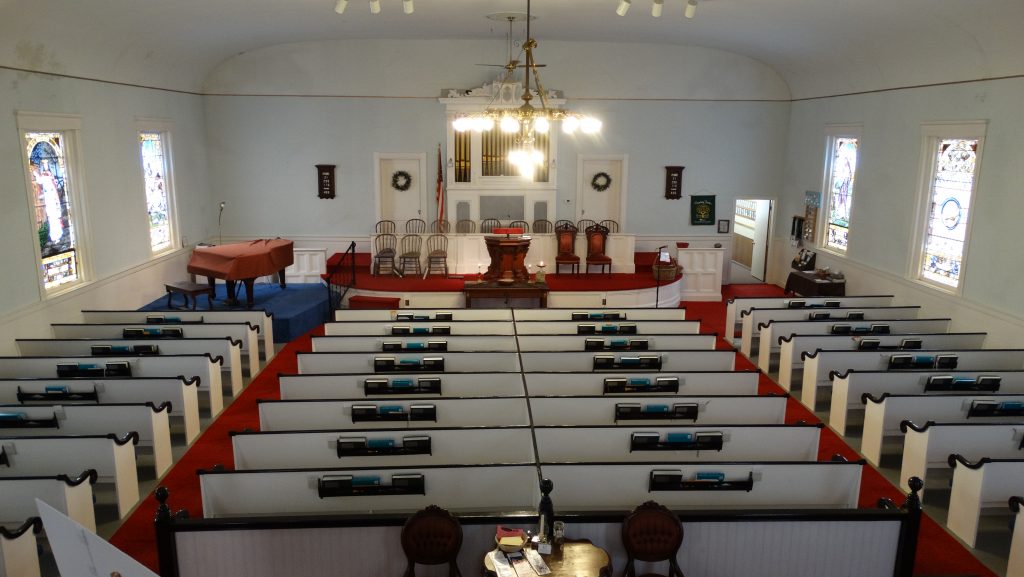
375, 219, 396, 234
455, 219, 476, 234
554, 219, 574, 229
509, 220, 530, 234
600, 219, 620, 233
621, 501, 685, 577
397, 234, 423, 277
577, 219, 597, 232
424, 234, 449, 278
554, 222, 580, 275
401, 505, 463, 577
372, 233, 397, 276
532, 219, 554, 234
480, 218, 502, 234
405, 219, 427, 233
585, 223, 612, 274
430, 219, 451, 234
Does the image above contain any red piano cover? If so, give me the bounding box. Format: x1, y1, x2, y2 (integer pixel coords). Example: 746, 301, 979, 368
187, 239, 294, 281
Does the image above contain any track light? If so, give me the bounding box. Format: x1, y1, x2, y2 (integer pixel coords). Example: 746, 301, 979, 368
369, 0, 380, 14
652, 0, 663, 17
334, 0, 347, 13
616, 0, 631, 16
685, 0, 697, 19
403, 0, 413, 13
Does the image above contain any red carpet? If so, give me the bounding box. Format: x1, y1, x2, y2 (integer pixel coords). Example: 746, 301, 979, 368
347, 270, 680, 293
110, 285, 996, 576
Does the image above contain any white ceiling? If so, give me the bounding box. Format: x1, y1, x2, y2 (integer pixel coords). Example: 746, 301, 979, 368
2, 0, 1022, 97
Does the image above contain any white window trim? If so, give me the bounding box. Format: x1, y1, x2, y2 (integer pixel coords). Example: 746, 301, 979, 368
908, 121, 987, 296
16, 111, 92, 299
818, 123, 862, 256
136, 117, 179, 256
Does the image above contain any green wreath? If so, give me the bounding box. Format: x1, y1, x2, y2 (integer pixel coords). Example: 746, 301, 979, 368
391, 170, 412, 191
591, 172, 612, 192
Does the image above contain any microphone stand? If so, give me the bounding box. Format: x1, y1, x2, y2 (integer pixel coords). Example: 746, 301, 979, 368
654, 245, 667, 308
218, 202, 226, 245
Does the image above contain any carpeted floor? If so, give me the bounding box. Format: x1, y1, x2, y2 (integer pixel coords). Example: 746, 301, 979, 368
346, 270, 680, 293
112, 284, 998, 576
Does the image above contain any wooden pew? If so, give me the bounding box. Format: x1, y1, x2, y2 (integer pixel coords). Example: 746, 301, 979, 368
947, 455, 1024, 547
899, 421, 1024, 502
0, 470, 97, 532
311, 335, 519, 353
14, 337, 244, 399
199, 463, 539, 518
514, 320, 701, 335
278, 372, 525, 400
513, 308, 688, 322
725, 295, 894, 346
799, 349, 1024, 414
0, 433, 139, 518
0, 354, 223, 417
51, 321, 260, 377
528, 395, 788, 426
0, 403, 173, 476
333, 309, 513, 322
258, 397, 532, 431
515, 334, 716, 352
860, 392, 1024, 466
522, 371, 760, 396
533, 424, 823, 462
829, 370, 1024, 435
780, 332, 987, 398
324, 320, 516, 336
296, 351, 523, 374
81, 308, 275, 362
519, 350, 736, 372
1010, 496, 1024, 577
758, 316, 946, 369
231, 426, 536, 469
0, 376, 201, 446
741, 305, 921, 358
0, 517, 41, 577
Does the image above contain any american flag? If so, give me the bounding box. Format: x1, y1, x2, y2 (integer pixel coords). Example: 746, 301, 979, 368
435, 144, 445, 224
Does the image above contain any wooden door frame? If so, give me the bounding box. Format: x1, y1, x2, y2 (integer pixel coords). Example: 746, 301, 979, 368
575, 154, 628, 226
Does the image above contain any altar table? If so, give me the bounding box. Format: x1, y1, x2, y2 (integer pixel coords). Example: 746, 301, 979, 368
187, 239, 294, 308
483, 235, 532, 283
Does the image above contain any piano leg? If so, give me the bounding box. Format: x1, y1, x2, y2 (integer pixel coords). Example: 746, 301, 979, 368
243, 278, 256, 308
277, 268, 287, 289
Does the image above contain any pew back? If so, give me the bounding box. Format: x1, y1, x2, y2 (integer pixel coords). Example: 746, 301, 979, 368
528, 395, 787, 426
324, 321, 515, 336
947, 457, 1024, 547
726, 295, 894, 345
311, 335, 519, 353
516, 334, 716, 352
278, 372, 525, 399
741, 305, 921, 357
296, 352, 522, 374
513, 309, 687, 321
513, 320, 701, 335
258, 397, 532, 431
519, 351, 735, 372
333, 309, 513, 322
521, 371, 759, 396
0, 472, 96, 531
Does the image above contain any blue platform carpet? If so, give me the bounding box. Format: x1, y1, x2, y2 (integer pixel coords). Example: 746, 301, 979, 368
139, 282, 329, 343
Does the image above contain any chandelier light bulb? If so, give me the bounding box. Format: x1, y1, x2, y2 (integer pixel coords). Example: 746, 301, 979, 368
369, 0, 381, 14
530, 149, 545, 165
452, 117, 470, 132
509, 149, 527, 165
500, 116, 520, 133
616, 0, 631, 16
518, 161, 536, 180
403, 0, 414, 14
652, 0, 663, 17
533, 117, 550, 134
334, 0, 348, 14
580, 117, 602, 134
562, 116, 580, 134
685, 0, 697, 19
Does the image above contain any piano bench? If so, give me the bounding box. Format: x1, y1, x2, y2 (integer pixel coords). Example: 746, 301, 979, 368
165, 281, 214, 310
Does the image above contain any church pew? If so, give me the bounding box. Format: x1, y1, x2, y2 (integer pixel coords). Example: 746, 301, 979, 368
829, 370, 1024, 436
231, 426, 536, 469
860, 392, 1024, 466
780, 332, 987, 396
278, 372, 525, 399
51, 321, 260, 377
311, 334, 519, 353
528, 395, 788, 426
759, 316, 947, 369
0, 471, 97, 532
0, 376, 201, 446
522, 371, 759, 396
799, 349, 1024, 413
0, 517, 41, 577
0, 354, 224, 418
14, 337, 244, 400
519, 350, 736, 372
333, 309, 513, 322
257, 397, 531, 431
741, 305, 921, 358
296, 351, 522, 374
1010, 496, 1024, 577
199, 463, 538, 518
324, 320, 516, 336
0, 402, 173, 476
947, 455, 1024, 548
515, 334, 717, 352
541, 460, 864, 511
513, 319, 701, 335
725, 295, 895, 345
899, 422, 1024, 502
533, 424, 822, 462
0, 433, 139, 518
81, 308, 274, 362
513, 308, 688, 321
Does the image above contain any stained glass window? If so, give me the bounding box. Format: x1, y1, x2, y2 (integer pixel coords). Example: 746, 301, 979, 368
140, 131, 174, 252
824, 137, 858, 252
920, 138, 979, 288
24, 131, 81, 290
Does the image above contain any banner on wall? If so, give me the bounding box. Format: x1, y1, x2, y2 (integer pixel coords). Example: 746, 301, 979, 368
690, 195, 715, 225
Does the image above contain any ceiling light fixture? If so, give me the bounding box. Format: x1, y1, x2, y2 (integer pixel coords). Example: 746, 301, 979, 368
403, 0, 414, 14
452, 0, 601, 179
334, 0, 347, 13
369, 0, 381, 14
652, 0, 663, 17
616, 0, 632, 16
685, 0, 697, 19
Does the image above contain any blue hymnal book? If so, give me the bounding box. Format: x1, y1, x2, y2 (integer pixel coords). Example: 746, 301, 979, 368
0, 412, 28, 420
621, 357, 640, 365
406, 342, 425, 349
644, 404, 670, 413
391, 379, 413, 388
399, 358, 420, 364
695, 471, 725, 482
999, 402, 1023, 410
366, 438, 395, 448
601, 324, 617, 333
45, 385, 69, 393
77, 363, 98, 369
666, 432, 693, 443
629, 378, 650, 386
351, 475, 381, 486
379, 405, 404, 414
111, 345, 130, 352
412, 327, 429, 334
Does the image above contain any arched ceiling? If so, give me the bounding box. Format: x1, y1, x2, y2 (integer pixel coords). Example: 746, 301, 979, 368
1, 0, 1022, 98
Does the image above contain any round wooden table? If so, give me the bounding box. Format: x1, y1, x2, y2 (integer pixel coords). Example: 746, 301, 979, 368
484, 539, 611, 577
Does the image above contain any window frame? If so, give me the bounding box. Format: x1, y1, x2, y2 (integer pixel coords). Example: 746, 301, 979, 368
136, 118, 179, 256
818, 124, 862, 255
909, 121, 987, 295
17, 111, 91, 298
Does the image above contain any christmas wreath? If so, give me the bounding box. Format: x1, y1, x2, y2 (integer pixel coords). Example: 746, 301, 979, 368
391, 170, 412, 191
591, 172, 612, 192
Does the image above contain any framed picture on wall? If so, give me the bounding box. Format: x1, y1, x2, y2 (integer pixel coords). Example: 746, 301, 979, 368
691, 195, 715, 225
717, 219, 730, 234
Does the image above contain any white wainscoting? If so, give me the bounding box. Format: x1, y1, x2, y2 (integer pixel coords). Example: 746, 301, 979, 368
676, 248, 724, 301
285, 248, 327, 284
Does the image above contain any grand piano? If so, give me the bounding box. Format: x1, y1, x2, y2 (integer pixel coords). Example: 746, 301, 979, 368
187, 239, 294, 308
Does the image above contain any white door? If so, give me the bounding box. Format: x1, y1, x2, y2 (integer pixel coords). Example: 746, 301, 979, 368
377, 153, 427, 224
577, 155, 627, 228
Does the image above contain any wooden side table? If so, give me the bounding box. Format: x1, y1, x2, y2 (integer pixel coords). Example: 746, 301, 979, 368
484, 539, 611, 577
